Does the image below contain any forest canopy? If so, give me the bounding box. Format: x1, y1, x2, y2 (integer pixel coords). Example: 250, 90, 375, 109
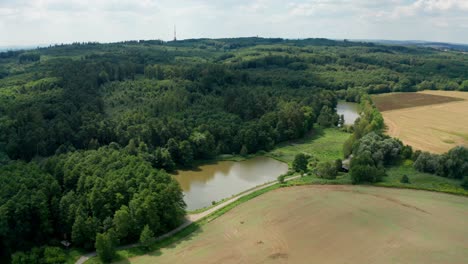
1, 37, 468, 262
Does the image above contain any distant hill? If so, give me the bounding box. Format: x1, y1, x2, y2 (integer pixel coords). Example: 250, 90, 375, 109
357, 39, 468, 52
0, 45, 48, 52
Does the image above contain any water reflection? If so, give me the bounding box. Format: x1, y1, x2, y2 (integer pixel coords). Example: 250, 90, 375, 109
336, 101, 360, 125
173, 156, 288, 211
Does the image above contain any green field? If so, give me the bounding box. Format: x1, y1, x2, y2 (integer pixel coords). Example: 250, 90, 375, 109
377, 162, 468, 196
286, 173, 352, 186
267, 127, 351, 164
286, 160, 467, 196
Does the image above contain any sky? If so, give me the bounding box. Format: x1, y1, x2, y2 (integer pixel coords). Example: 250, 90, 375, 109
1, 0, 468, 46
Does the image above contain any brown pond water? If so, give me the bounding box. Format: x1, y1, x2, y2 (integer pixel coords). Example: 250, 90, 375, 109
172, 156, 288, 211
336, 101, 360, 125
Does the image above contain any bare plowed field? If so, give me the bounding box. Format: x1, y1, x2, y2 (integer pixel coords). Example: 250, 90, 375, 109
372, 92, 463, 112
122, 186, 468, 264
373, 91, 468, 153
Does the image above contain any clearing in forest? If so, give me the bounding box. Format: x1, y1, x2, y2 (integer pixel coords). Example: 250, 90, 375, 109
373, 91, 468, 153
121, 186, 468, 264
267, 127, 350, 164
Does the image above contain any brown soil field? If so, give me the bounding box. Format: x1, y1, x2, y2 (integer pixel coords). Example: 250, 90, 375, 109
122, 185, 468, 264
372, 92, 463, 112
376, 91, 468, 153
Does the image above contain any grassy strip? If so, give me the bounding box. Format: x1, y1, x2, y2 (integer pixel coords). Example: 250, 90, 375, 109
85, 184, 281, 264
285, 165, 467, 197
374, 183, 468, 197
285, 173, 352, 186
376, 165, 468, 196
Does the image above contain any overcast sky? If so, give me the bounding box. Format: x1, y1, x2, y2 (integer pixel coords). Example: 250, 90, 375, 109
1, 0, 468, 46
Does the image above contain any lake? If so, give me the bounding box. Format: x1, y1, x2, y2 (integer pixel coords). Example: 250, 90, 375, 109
336, 101, 360, 125
172, 156, 288, 211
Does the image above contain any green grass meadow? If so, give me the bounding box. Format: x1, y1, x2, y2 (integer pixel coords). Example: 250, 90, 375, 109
267, 127, 351, 165
377, 162, 468, 196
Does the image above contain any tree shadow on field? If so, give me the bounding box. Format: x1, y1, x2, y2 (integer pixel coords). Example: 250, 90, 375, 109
275, 126, 326, 148
147, 226, 204, 257
116, 222, 203, 262
308, 127, 326, 141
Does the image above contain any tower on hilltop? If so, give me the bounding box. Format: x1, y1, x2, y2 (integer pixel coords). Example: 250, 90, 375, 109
174, 25, 177, 41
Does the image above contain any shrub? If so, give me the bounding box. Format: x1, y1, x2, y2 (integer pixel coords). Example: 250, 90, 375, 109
292, 153, 309, 172
438, 146, 468, 179
350, 165, 386, 184
334, 159, 343, 172
462, 177, 468, 189
400, 175, 410, 184
414, 152, 440, 174
411, 150, 422, 161
316, 161, 338, 179
43, 247, 66, 264
240, 145, 249, 157
278, 174, 286, 184
11, 250, 41, 264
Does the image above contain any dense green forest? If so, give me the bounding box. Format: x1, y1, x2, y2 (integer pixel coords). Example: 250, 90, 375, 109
1, 37, 468, 262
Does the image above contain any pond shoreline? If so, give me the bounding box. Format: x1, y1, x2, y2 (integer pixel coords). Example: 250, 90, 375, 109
173, 156, 289, 211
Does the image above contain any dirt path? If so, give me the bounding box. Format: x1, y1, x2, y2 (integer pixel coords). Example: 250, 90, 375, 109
75, 175, 299, 264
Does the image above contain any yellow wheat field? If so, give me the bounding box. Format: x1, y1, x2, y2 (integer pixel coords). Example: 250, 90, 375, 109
377, 91, 468, 154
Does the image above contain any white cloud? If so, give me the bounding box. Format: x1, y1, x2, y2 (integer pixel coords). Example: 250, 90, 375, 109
0, 0, 467, 45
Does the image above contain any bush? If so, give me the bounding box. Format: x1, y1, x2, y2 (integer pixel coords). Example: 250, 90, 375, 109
316, 161, 338, 179
401, 145, 413, 159
292, 153, 309, 172
414, 146, 468, 179
411, 150, 422, 161
277, 174, 286, 184
400, 175, 410, 184
414, 152, 440, 174
11, 250, 41, 264
438, 146, 468, 179
462, 177, 468, 189
43, 247, 66, 264
350, 165, 386, 184
353, 132, 403, 167
240, 145, 249, 157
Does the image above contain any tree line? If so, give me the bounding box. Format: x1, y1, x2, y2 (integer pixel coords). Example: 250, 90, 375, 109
1, 147, 185, 263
